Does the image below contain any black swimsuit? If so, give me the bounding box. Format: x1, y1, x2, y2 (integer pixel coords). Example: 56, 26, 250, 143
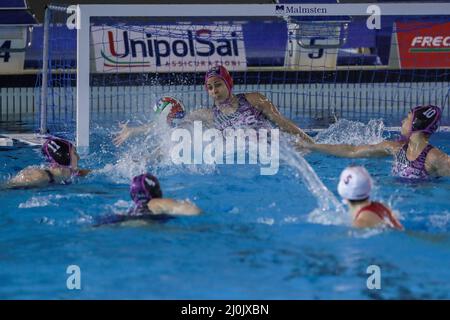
93, 206, 174, 227
44, 169, 55, 184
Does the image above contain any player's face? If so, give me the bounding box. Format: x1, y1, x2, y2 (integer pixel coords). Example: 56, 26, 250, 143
70, 146, 80, 168
401, 112, 413, 136
206, 77, 229, 103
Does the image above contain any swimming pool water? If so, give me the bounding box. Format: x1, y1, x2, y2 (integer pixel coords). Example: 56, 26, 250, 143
1, 121, 449, 299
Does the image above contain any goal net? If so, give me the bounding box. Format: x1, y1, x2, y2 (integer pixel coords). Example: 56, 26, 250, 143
36, 3, 450, 148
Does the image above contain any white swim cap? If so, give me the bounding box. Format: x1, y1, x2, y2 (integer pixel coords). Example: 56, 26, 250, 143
337, 166, 372, 200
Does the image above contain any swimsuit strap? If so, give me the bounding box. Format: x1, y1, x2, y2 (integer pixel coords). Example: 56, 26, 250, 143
354, 201, 403, 230
392, 143, 434, 179
400, 143, 434, 166
354, 202, 389, 221
44, 169, 55, 184
213, 93, 271, 131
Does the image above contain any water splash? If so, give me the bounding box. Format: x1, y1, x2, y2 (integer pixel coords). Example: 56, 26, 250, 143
257, 217, 275, 225
96, 119, 217, 183
427, 212, 450, 232
347, 227, 385, 238
280, 139, 348, 226
281, 119, 391, 226
315, 118, 386, 145
19, 193, 94, 208
94, 118, 384, 227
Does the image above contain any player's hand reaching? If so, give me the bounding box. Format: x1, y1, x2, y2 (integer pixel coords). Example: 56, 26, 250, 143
113, 121, 135, 146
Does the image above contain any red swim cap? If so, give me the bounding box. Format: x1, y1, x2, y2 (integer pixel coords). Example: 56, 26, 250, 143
204, 65, 233, 94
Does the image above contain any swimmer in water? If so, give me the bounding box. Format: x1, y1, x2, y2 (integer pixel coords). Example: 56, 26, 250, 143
196, 65, 313, 142
7, 137, 90, 188
301, 105, 450, 179
114, 66, 314, 146
338, 166, 403, 230
93, 173, 201, 226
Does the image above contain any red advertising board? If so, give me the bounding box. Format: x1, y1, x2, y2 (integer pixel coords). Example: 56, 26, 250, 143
396, 21, 450, 69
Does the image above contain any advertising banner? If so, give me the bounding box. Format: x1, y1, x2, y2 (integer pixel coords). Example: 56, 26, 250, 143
92, 25, 247, 73
395, 21, 450, 69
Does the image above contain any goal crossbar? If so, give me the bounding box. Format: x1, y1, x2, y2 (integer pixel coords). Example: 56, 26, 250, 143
74, 3, 450, 148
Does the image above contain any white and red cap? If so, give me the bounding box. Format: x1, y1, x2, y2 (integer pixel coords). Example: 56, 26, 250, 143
337, 166, 372, 200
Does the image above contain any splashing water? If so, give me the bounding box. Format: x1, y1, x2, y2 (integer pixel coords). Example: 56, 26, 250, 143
95, 117, 217, 183
95, 118, 390, 226
280, 138, 348, 226
315, 118, 387, 145
19, 194, 94, 208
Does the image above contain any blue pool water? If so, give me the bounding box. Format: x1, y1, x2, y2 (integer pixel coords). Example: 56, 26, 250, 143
1, 120, 449, 299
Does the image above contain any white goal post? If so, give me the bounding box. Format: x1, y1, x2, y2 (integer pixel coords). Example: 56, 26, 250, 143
53, 3, 450, 149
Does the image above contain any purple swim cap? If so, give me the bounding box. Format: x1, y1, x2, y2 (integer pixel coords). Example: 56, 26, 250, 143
410, 105, 442, 135
130, 174, 162, 206
42, 137, 74, 167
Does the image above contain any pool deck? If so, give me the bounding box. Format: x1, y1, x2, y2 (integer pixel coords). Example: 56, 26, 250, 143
0, 133, 46, 146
